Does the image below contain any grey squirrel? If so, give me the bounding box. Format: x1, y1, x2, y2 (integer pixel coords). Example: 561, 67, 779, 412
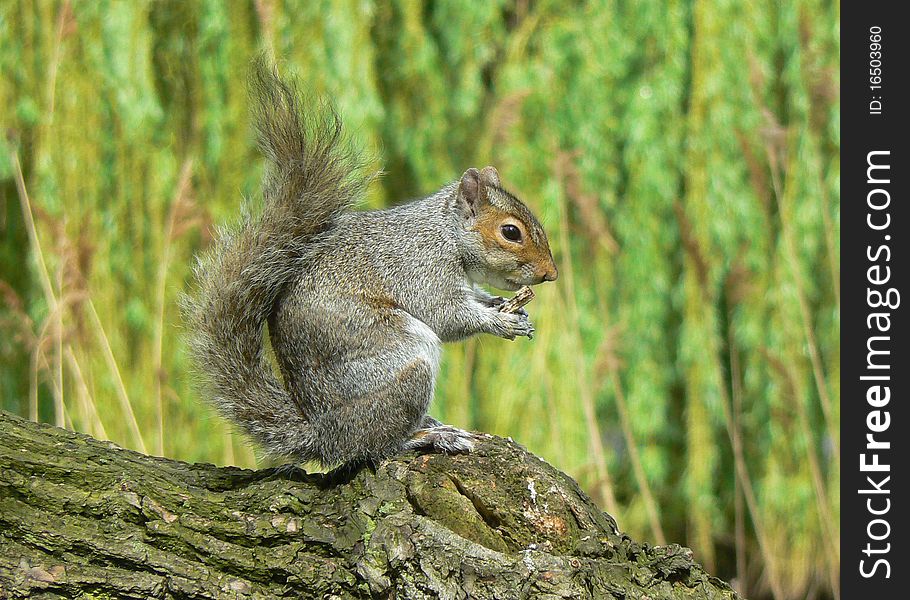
183, 60, 557, 472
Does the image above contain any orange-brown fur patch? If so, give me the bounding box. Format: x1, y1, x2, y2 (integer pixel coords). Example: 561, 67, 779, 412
358, 292, 401, 311
396, 359, 428, 384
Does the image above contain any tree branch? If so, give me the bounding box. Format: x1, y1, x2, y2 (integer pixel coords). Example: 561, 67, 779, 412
0, 410, 739, 599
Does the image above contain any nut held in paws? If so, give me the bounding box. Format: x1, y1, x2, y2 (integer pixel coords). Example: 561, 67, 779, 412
498, 286, 535, 314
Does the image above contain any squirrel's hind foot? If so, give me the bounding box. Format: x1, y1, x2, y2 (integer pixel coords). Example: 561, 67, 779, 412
403, 425, 476, 455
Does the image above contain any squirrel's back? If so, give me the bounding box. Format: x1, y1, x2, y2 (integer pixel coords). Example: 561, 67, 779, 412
288, 188, 464, 302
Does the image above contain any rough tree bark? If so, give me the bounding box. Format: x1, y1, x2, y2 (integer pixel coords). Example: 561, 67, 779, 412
0, 410, 739, 599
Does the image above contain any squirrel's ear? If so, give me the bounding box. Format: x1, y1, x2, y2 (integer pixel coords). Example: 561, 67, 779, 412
455, 167, 486, 220
480, 166, 501, 188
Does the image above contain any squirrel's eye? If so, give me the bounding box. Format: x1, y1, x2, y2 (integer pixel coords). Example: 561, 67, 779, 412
500, 224, 522, 242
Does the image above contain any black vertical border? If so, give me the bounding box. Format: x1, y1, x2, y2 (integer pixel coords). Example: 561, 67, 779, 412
841, 2, 908, 596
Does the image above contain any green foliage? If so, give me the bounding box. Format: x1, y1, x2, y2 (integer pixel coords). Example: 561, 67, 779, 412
0, 1, 838, 598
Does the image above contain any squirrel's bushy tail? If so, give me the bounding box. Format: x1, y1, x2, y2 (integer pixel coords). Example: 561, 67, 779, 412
182, 58, 369, 459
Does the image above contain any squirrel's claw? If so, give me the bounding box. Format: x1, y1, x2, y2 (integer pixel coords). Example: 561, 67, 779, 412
490, 309, 535, 340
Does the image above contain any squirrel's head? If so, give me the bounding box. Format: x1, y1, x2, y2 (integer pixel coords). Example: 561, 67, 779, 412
453, 166, 558, 291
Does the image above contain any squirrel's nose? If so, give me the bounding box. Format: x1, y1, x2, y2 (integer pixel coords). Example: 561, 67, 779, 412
543, 266, 558, 282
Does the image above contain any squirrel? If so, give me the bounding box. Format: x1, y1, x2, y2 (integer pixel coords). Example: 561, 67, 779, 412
183, 60, 558, 473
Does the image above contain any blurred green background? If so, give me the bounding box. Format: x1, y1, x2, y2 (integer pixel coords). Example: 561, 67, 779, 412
0, 1, 839, 598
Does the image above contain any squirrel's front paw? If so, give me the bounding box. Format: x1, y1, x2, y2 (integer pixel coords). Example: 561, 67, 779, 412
403, 425, 475, 454
489, 309, 535, 340
483, 295, 529, 317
